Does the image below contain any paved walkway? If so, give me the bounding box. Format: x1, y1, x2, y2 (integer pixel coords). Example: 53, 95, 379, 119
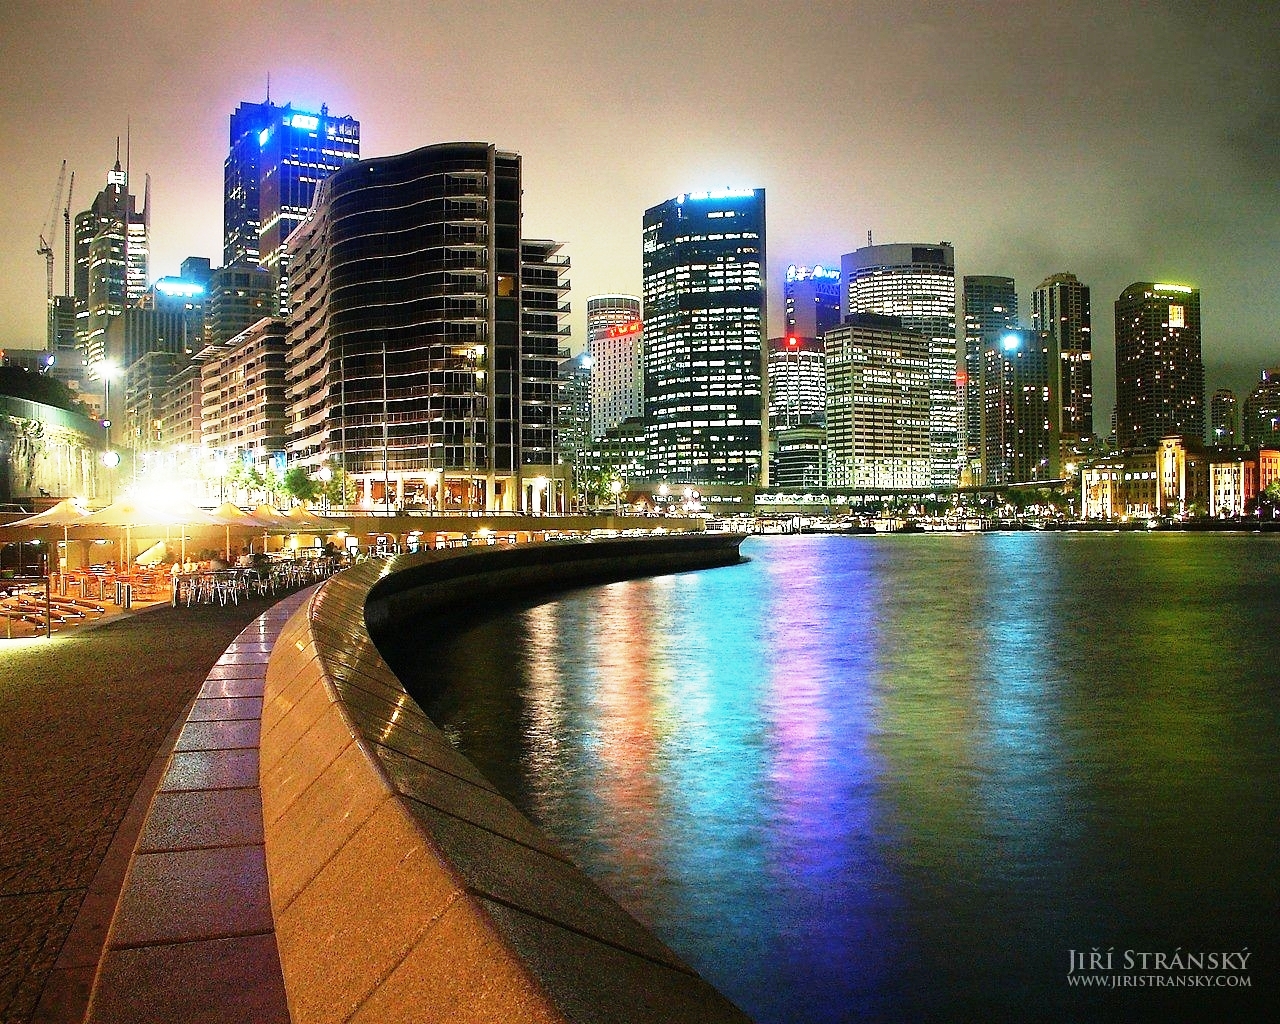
0, 594, 297, 1023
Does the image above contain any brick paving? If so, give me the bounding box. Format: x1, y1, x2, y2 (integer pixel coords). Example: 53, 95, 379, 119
0, 596, 288, 1024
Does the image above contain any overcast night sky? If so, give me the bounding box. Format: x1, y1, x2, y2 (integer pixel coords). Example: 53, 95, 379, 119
1, 0, 1276, 425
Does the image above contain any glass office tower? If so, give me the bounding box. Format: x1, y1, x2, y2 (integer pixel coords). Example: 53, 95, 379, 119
642, 188, 766, 485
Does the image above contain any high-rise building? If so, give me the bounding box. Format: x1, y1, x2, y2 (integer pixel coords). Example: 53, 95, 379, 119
1242, 369, 1280, 446
223, 99, 359, 307
557, 352, 593, 486
1032, 272, 1093, 448
767, 335, 825, 430
200, 317, 289, 460
784, 264, 841, 338
519, 238, 571, 487
204, 264, 276, 348
74, 155, 148, 372
586, 294, 643, 439
824, 312, 931, 489
287, 142, 563, 512
1114, 283, 1204, 449
981, 328, 1056, 485
642, 188, 766, 485
1210, 388, 1238, 446
841, 242, 958, 486
962, 275, 1018, 480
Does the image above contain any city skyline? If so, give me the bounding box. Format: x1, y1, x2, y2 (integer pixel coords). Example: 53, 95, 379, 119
1, 1, 1276, 429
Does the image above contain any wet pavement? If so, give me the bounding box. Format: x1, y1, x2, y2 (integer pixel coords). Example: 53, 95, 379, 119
0, 595, 289, 1023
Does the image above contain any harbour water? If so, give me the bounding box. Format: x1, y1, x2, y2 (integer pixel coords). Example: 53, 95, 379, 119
388, 533, 1279, 1022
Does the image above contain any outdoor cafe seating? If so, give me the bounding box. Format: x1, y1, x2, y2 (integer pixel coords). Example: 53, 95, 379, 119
171, 556, 338, 607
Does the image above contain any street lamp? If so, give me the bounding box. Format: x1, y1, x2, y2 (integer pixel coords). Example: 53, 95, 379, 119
318, 465, 333, 515
610, 478, 623, 516
98, 361, 118, 500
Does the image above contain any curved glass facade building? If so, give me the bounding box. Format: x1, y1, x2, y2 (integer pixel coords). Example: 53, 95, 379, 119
286, 142, 565, 511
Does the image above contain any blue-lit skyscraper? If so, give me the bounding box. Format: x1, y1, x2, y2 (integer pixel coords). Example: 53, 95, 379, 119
784, 264, 841, 337
642, 189, 766, 485
223, 99, 359, 306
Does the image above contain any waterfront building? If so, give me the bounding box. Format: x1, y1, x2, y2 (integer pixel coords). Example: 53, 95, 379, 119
784, 264, 841, 338
518, 239, 572, 510
204, 264, 276, 348
123, 350, 187, 453
157, 360, 203, 452
287, 142, 563, 512
1032, 273, 1093, 448
962, 275, 1018, 480
1081, 436, 1209, 519
223, 99, 360, 297
557, 352, 593, 489
773, 424, 826, 490
980, 328, 1056, 485
1207, 449, 1280, 517
586, 294, 643, 439
841, 242, 958, 486
1242, 368, 1280, 446
1210, 388, 1238, 445
642, 189, 766, 485
767, 334, 825, 431
581, 416, 647, 496
200, 317, 289, 464
824, 312, 931, 490
1114, 282, 1204, 449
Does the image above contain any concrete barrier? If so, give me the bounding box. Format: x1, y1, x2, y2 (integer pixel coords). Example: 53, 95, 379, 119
261, 535, 752, 1024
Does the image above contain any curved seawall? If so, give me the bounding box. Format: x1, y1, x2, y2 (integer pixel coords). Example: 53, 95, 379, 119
260, 534, 752, 1024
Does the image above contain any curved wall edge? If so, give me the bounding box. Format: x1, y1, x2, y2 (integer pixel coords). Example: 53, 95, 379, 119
261, 535, 753, 1024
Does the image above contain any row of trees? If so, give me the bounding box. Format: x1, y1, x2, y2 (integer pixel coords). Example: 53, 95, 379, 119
221, 461, 355, 509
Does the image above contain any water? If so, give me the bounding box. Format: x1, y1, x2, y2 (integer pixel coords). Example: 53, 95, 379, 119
384, 533, 1280, 1022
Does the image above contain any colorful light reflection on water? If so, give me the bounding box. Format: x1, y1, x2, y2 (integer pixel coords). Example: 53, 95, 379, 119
392, 533, 1280, 1023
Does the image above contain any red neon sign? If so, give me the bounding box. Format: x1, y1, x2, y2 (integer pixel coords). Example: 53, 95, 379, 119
606, 320, 643, 338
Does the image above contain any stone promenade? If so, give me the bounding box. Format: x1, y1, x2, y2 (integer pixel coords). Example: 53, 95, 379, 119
0, 595, 289, 1023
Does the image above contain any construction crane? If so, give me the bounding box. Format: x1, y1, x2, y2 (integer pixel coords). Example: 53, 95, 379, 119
37, 160, 67, 302
62, 171, 74, 298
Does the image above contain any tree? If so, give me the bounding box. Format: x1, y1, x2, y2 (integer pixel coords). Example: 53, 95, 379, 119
282, 466, 318, 506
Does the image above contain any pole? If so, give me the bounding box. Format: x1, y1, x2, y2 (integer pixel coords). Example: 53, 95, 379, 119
383, 339, 391, 515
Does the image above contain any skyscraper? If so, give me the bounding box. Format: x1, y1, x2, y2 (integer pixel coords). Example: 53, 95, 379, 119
1242, 369, 1280, 447
784, 264, 841, 337
824, 313, 931, 489
1114, 283, 1204, 449
74, 154, 148, 372
556, 351, 593, 482
642, 188, 766, 485
586, 294, 643, 439
767, 334, 825, 430
1032, 272, 1093, 445
961, 275, 1018, 480
981, 329, 1055, 485
519, 238, 572, 482
841, 242, 958, 486
204, 263, 276, 348
223, 99, 359, 306
286, 142, 564, 512
1210, 388, 1238, 445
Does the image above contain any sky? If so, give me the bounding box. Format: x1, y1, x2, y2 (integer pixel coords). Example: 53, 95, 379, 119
1, 0, 1276, 426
